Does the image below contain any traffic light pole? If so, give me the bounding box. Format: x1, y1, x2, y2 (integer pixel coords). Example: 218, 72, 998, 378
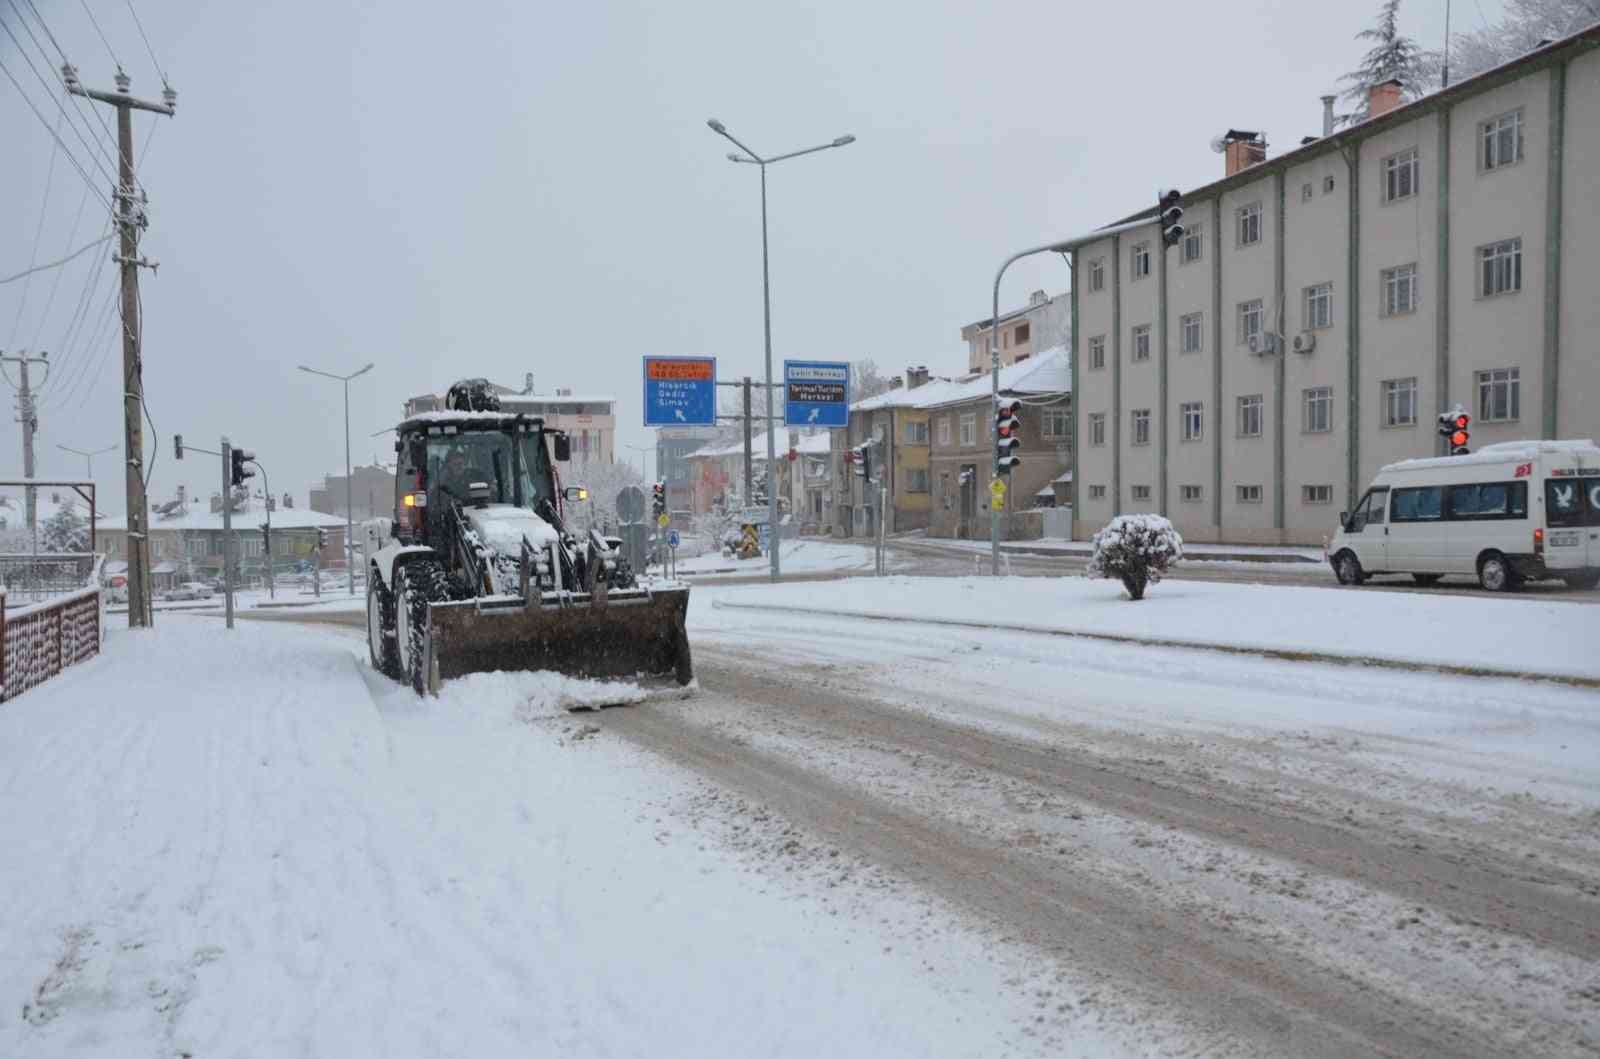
221, 438, 234, 630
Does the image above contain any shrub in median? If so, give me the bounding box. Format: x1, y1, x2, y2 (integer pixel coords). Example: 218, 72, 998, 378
1087, 514, 1183, 601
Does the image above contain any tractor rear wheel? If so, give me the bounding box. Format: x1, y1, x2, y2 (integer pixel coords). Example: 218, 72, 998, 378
396, 561, 443, 695
367, 572, 400, 679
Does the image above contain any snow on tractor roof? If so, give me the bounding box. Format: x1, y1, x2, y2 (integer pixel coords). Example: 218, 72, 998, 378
394, 410, 548, 431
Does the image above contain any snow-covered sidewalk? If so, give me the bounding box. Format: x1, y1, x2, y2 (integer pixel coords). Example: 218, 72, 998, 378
711, 575, 1600, 682
0, 619, 1132, 1059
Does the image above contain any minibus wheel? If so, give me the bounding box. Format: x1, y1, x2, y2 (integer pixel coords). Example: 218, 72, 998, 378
1334, 551, 1366, 586
1477, 552, 1514, 592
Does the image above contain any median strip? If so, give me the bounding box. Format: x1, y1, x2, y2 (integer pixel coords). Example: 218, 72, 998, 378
710, 598, 1600, 689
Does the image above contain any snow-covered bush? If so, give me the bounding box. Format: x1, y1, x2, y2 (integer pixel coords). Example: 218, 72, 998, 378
41, 501, 89, 553
1086, 514, 1183, 601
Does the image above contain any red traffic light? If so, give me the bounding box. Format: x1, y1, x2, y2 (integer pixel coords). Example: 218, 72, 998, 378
1450, 429, 1469, 447
1452, 414, 1469, 430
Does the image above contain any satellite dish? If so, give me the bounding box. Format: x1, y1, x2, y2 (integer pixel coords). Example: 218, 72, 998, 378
1209, 135, 1229, 154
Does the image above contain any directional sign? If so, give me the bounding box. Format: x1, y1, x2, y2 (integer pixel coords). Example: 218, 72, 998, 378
667, 529, 681, 549
643, 356, 717, 427
783, 360, 850, 428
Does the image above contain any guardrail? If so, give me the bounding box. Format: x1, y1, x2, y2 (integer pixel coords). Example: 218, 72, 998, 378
0, 557, 103, 702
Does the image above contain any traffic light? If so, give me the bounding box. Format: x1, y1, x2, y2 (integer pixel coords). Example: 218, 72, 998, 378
230, 448, 255, 487
651, 481, 666, 518
995, 398, 1021, 475
1438, 410, 1470, 455
1157, 189, 1185, 248
316, 528, 328, 551
850, 441, 872, 480
173, 434, 183, 460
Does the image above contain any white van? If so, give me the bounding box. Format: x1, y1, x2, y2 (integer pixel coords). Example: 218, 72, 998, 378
1326, 439, 1600, 591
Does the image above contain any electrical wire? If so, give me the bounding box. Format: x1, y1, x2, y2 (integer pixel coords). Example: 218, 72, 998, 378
0, 234, 113, 287
76, 0, 120, 69
11, 0, 132, 193
8, 108, 61, 345
30, 181, 93, 348
0, 49, 115, 217
121, 0, 166, 87
1, 3, 120, 187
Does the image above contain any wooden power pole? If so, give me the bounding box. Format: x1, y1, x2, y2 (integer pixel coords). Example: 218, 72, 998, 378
64, 65, 175, 628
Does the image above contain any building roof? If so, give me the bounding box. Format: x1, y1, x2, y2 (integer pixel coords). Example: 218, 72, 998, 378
689, 429, 834, 460
101, 503, 348, 533
1071, 25, 1600, 250
912, 347, 1070, 410
963, 290, 1064, 332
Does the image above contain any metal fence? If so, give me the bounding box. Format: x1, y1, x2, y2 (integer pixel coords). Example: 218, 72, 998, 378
1, 567, 103, 702
0, 553, 99, 605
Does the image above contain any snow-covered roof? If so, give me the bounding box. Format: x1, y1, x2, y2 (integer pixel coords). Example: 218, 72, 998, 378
689, 430, 834, 460
1380, 439, 1600, 474
101, 504, 348, 532
908, 347, 1071, 410
0, 491, 104, 524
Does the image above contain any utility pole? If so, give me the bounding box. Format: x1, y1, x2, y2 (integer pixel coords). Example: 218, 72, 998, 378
742, 376, 753, 505
66, 65, 176, 628
0, 350, 48, 542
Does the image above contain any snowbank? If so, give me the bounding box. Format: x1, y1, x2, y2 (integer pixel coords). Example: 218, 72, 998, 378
709, 575, 1600, 680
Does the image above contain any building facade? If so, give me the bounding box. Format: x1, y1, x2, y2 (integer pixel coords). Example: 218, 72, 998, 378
1071, 30, 1600, 545
403, 378, 617, 467
654, 426, 721, 514
961, 289, 1072, 373
100, 500, 348, 588
310, 464, 396, 522
833, 371, 938, 538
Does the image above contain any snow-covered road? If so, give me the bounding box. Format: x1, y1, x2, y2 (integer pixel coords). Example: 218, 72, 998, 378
0, 618, 1138, 1058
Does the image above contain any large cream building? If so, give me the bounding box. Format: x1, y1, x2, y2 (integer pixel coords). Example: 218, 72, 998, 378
1070, 29, 1600, 544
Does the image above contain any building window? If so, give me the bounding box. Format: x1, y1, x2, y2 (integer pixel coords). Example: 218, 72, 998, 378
1089, 485, 1107, 500
1089, 413, 1106, 446
1014, 322, 1030, 345
1180, 401, 1203, 442
1131, 324, 1151, 361
1382, 377, 1418, 427
1381, 263, 1419, 316
1383, 148, 1419, 203
1303, 283, 1333, 330
1180, 484, 1203, 503
1476, 367, 1520, 422
1237, 484, 1264, 504
1237, 299, 1263, 347
1131, 409, 1151, 446
1041, 406, 1070, 438
936, 417, 951, 447
1302, 386, 1332, 433
1301, 182, 1313, 202
959, 413, 977, 447
1237, 201, 1262, 246
1180, 312, 1203, 353
1181, 224, 1203, 264
1131, 485, 1152, 502
1323, 174, 1336, 194
1131, 242, 1151, 280
906, 468, 930, 493
1089, 335, 1106, 369
1237, 394, 1263, 437
1481, 109, 1523, 171
905, 421, 929, 444
1089, 258, 1105, 292
1302, 484, 1333, 505
1479, 238, 1522, 297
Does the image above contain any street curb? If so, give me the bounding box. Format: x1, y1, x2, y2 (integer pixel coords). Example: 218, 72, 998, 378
709, 599, 1600, 690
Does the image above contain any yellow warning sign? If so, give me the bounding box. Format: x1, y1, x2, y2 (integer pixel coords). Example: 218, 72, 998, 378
657, 513, 671, 529
989, 478, 1007, 499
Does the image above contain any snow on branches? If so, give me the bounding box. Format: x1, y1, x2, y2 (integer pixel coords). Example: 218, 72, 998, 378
1087, 514, 1183, 601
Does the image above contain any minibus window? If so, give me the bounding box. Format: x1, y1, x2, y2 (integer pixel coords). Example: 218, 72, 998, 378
1587, 478, 1600, 527
1391, 486, 1442, 522
1547, 479, 1587, 528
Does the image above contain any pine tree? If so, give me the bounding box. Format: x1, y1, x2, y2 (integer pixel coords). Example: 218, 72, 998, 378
1337, 0, 1429, 126
40, 501, 89, 554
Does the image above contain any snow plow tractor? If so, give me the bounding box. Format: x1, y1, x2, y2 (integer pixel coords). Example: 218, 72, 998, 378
365, 379, 692, 695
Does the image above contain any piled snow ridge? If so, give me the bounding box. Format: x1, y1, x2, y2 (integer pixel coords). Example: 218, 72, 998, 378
434, 669, 647, 721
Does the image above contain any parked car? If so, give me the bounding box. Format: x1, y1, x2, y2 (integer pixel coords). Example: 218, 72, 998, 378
161, 582, 214, 602
1327, 439, 1600, 591
104, 573, 129, 603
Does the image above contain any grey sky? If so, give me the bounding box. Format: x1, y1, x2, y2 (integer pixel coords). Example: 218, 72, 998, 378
2, 0, 1477, 510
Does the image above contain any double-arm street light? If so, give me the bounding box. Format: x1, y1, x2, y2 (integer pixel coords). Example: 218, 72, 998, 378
298, 361, 374, 595
706, 118, 855, 582
56, 442, 117, 479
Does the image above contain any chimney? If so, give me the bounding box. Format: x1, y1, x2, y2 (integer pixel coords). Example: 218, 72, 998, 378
1222, 130, 1267, 176
888, 377, 904, 391
1321, 95, 1336, 137
1028, 289, 1047, 307
1367, 79, 1403, 119
522, 371, 535, 395
176, 484, 185, 505
210, 492, 223, 514
906, 366, 930, 389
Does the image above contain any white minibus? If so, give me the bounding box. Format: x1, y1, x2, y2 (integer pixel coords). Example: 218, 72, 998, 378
1326, 440, 1600, 591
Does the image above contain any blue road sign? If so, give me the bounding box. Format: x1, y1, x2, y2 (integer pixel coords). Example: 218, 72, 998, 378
643, 356, 717, 427
784, 360, 850, 428
667, 529, 681, 549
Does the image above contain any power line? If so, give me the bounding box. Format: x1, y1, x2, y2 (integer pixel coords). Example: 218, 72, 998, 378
30, 181, 93, 348
0, 22, 116, 211
121, 0, 166, 87
0, 234, 112, 287
9, 108, 61, 345
10, 0, 131, 191
76, 0, 121, 69
3, 1, 121, 183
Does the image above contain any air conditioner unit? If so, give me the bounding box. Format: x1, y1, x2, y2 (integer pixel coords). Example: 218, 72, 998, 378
1248, 333, 1281, 355
1293, 332, 1317, 354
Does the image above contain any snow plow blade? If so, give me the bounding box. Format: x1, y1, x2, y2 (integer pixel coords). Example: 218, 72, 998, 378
423, 584, 691, 693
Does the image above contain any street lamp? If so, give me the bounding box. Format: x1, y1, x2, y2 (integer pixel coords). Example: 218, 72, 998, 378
56, 442, 117, 479
706, 117, 855, 582
298, 361, 374, 595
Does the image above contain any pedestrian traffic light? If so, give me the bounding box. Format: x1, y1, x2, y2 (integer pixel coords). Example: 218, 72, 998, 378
174, 434, 183, 460
1157, 189, 1185, 248
230, 448, 255, 487
316, 528, 328, 551
995, 398, 1021, 475
651, 481, 666, 518
1438, 410, 1470, 455
851, 441, 872, 480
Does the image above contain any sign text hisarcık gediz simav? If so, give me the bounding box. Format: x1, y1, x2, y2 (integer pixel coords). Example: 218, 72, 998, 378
643, 356, 717, 427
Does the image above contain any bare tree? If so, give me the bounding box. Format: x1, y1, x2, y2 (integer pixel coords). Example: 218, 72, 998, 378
1337, 0, 1431, 126
851, 359, 891, 403
1424, 0, 1599, 85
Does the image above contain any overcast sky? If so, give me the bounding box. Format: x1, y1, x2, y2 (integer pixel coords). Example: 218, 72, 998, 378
2, 0, 1484, 510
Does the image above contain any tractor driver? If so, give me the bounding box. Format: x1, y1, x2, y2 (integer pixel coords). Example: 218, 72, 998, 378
438, 445, 482, 500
